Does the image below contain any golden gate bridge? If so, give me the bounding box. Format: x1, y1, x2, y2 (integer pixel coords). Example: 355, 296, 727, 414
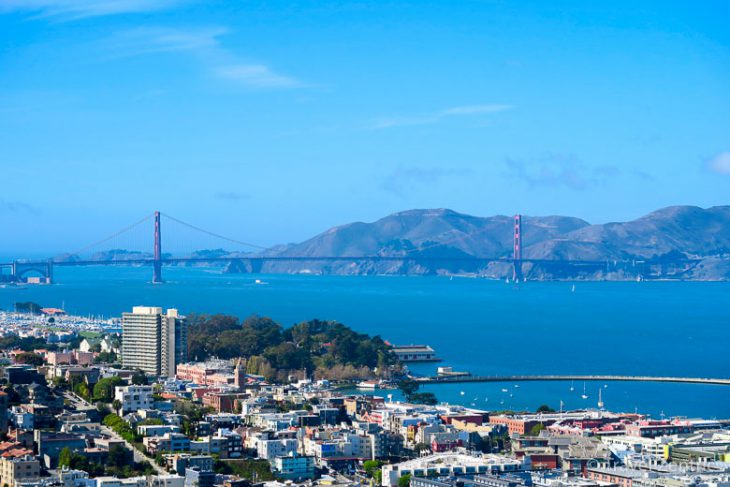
0, 211, 680, 284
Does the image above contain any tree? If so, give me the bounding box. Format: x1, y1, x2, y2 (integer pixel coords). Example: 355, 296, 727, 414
93, 376, 123, 403
14, 302, 42, 314
58, 447, 72, 468
398, 379, 420, 399
410, 392, 438, 405
363, 460, 383, 478
536, 404, 555, 413
112, 399, 122, 412
14, 352, 44, 366
131, 370, 148, 385
374, 470, 383, 485
398, 474, 411, 487
108, 444, 130, 468
529, 423, 546, 436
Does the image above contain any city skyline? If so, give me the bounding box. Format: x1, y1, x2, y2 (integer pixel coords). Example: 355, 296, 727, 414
1, 0, 729, 253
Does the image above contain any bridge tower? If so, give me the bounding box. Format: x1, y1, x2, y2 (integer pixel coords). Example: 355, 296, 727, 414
512, 214, 523, 281
153, 210, 163, 283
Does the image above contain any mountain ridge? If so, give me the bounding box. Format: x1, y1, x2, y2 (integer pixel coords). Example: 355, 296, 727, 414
255, 205, 730, 280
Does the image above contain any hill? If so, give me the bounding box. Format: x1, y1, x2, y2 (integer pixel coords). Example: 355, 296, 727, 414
247, 205, 730, 280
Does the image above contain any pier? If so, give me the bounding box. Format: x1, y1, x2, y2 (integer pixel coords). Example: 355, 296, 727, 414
415, 375, 730, 386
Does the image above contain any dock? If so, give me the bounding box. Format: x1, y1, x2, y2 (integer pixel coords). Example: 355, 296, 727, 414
414, 374, 730, 386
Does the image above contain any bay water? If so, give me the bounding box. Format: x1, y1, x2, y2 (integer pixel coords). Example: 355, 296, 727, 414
1, 265, 728, 418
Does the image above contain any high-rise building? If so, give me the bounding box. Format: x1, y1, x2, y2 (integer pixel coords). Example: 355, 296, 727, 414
122, 306, 187, 377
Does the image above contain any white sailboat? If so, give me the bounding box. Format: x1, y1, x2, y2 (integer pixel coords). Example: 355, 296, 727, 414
581, 382, 588, 400
570, 380, 574, 392
597, 388, 604, 409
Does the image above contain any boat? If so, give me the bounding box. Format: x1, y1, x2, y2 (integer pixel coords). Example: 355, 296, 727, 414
514, 384, 520, 388
357, 380, 379, 390
597, 388, 604, 409
571, 284, 576, 292
501, 388, 508, 393
570, 380, 574, 392
460, 391, 465, 396
581, 382, 588, 399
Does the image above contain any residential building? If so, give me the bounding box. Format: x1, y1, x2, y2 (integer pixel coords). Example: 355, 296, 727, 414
122, 307, 187, 377
114, 385, 154, 414
273, 455, 315, 480
0, 455, 40, 487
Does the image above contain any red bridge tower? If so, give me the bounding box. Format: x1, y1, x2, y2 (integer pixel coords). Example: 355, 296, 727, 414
513, 214, 523, 281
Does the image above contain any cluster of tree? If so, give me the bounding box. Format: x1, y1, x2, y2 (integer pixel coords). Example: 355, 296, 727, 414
187, 314, 398, 381
94, 351, 118, 364
58, 445, 154, 478
363, 460, 384, 484
103, 413, 138, 444
14, 352, 45, 366
14, 302, 43, 314
397, 379, 438, 405
214, 459, 276, 482
0, 335, 53, 351
93, 376, 123, 403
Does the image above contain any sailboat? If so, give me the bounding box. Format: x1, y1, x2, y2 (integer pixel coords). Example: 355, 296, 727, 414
571, 284, 576, 292
597, 389, 604, 409
581, 382, 588, 400
570, 380, 575, 392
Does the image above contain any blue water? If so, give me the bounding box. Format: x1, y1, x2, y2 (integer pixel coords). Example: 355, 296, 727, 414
1, 266, 728, 418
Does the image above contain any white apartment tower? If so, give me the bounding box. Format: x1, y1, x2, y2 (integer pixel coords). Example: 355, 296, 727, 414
122, 306, 188, 377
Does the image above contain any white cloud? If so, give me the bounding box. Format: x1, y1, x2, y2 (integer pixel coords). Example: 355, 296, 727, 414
107, 27, 226, 55
103, 26, 304, 89
215, 64, 302, 88
0, 0, 185, 19
707, 152, 730, 175
370, 104, 511, 129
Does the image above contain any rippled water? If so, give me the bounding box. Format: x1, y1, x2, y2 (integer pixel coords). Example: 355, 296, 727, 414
1, 265, 728, 418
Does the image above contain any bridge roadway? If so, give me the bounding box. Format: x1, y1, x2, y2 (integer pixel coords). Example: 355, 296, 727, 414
414, 374, 730, 386
2, 255, 702, 267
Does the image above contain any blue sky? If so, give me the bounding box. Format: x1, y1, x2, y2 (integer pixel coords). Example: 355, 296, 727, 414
1, 0, 729, 254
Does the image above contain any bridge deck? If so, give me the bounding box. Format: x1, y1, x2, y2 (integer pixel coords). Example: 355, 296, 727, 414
415, 375, 730, 386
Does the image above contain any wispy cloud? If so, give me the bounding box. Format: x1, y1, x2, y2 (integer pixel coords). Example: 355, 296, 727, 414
707, 152, 730, 175
0, 0, 186, 20
0, 199, 40, 214
103, 26, 304, 89
504, 155, 620, 191
381, 165, 471, 195
370, 104, 511, 130
215, 65, 302, 88
216, 191, 250, 202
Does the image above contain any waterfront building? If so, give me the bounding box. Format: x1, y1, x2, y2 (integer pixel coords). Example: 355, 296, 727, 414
122, 307, 187, 377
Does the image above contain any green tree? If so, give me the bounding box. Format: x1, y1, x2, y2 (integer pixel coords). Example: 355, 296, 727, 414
374, 470, 383, 485
58, 447, 73, 468
93, 376, 123, 403
398, 474, 411, 487
363, 460, 383, 478
398, 379, 420, 399
14, 352, 44, 366
131, 370, 148, 385
536, 404, 555, 413
410, 392, 438, 405
14, 302, 43, 314
529, 423, 546, 436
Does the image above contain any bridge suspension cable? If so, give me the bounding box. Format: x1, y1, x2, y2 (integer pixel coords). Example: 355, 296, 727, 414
160, 212, 268, 251
66, 213, 155, 258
